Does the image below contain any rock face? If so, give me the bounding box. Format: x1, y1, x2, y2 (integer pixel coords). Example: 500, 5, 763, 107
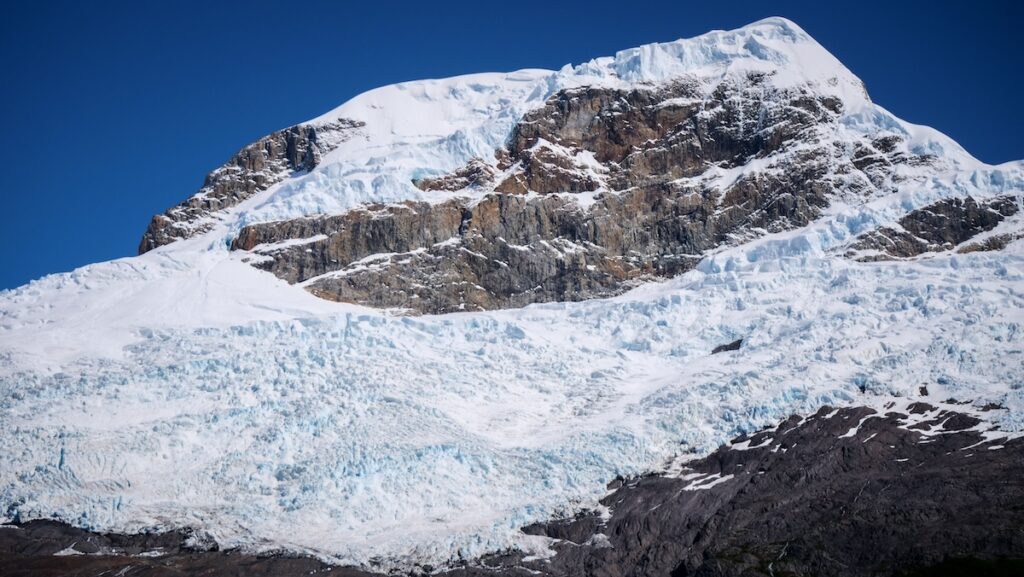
495, 78, 841, 193
488, 403, 1023, 577
230, 75, 936, 313
846, 195, 1021, 260
138, 119, 363, 254
413, 158, 499, 192
711, 338, 742, 354
4, 404, 1020, 577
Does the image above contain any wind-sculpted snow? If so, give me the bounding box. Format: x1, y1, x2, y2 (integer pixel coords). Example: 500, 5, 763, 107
2, 230, 1023, 567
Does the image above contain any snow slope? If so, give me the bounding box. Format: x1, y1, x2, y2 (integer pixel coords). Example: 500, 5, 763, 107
2, 16, 1024, 570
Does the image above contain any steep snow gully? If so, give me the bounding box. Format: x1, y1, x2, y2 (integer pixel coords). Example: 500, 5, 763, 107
1, 17, 1023, 570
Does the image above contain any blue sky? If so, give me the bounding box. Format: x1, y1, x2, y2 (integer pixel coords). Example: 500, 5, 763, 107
1, 0, 1021, 289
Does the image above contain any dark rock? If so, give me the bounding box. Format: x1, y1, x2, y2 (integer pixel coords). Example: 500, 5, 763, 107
846, 195, 1020, 261
465, 403, 1024, 577
896, 557, 1024, 576
711, 339, 743, 354
0, 519, 369, 577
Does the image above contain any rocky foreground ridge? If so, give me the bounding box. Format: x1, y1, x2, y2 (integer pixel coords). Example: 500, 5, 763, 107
4, 403, 1021, 577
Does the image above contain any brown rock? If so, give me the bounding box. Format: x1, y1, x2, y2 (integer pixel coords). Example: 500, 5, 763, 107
138, 119, 364, 253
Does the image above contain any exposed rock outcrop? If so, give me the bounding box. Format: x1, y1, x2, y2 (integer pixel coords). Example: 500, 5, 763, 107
496, 77, 842, 193
5, 404, 1020, 577
231, 75, 933, 313
413, 158, 499, 192
846, 195, 1021, 261
486, 403, 1023, 577
711, 338, 742, 354
233, 163, 828, 314
138, 119, 363, 254
0, 519, 347, 577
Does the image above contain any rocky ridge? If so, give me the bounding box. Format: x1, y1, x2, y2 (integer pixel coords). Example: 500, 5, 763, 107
138, 119, 363, 253
845, 195, 1022, 260
229, 75, 943, 313
132, 18, 1024, 315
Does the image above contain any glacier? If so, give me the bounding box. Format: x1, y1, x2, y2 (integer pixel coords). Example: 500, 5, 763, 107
1, 16, 1023, 570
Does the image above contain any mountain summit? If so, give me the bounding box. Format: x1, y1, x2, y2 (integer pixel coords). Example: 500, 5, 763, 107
142, 16, 872, 256
133, 17, 1009, 316
2, 18, 1023, 576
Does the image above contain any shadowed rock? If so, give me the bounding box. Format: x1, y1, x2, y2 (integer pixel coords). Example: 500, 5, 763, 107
711, 339, 743, 354
455, 404, 1024, 577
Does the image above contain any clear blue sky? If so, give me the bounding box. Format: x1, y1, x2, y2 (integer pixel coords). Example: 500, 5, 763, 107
1, 0, 1021, 289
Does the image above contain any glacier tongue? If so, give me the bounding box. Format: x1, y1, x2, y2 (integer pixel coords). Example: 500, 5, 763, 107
3, 230, 1023, 567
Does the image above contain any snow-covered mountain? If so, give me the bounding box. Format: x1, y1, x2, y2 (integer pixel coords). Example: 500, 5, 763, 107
2, 17, 1023, 573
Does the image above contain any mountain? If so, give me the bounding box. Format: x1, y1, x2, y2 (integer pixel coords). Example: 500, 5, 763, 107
1, 17, 1023, 576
